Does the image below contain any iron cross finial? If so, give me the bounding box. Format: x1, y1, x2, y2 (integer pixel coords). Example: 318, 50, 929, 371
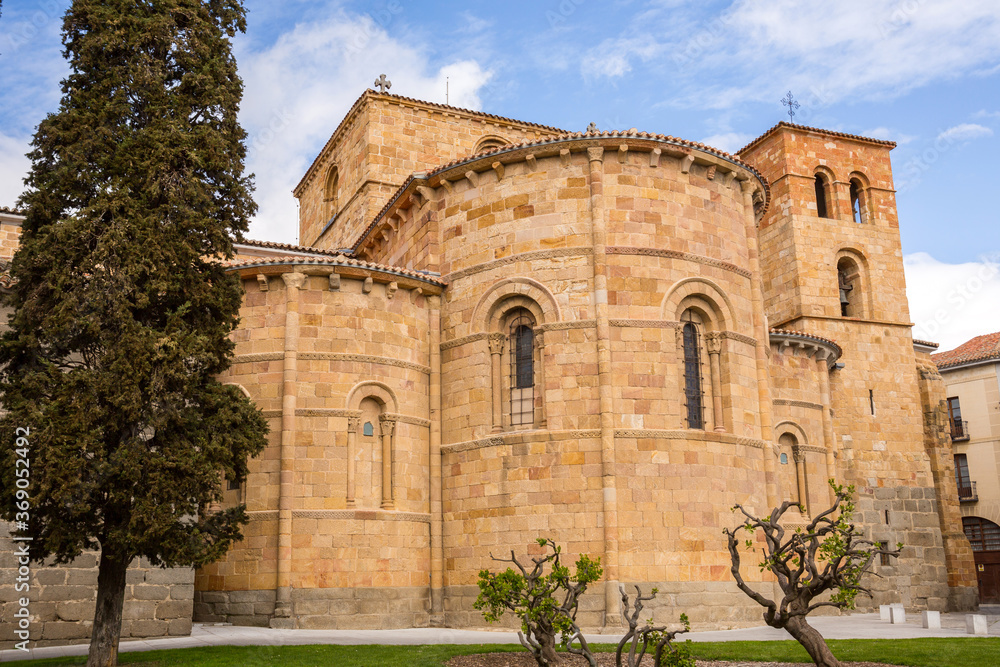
781, 91, 800, 122
374, 74, 392, 94
587, 122, 598, 133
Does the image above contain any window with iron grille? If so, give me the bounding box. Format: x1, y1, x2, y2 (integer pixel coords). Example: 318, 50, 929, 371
963, 516, 1000, 551
682, 321, 704, 429
509, 311, 534, 427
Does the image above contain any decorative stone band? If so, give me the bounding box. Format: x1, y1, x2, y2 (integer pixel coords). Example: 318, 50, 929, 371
794, 444, 830, 454
231, 352, 430, 375
769, 329, 842, 368
441, 321, 598, 351
606, 247, 753, 280
773, 398, 825, 411
609, 319, 678, 328
291, 409, 430, 428
440, 428, 767, 453
613, 429, 768, 449
443, 247, 593, 283
442, 429, 603, 454
246, 509, 431, 523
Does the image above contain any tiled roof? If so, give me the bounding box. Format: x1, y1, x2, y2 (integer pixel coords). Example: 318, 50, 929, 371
293, 89, 567, 196
737, 121, 897, 156
769, 327, 843, 357
224, 253, 447, 286
912, 339, 939, 349
933, 331, 1000, 369
0, 206, 24, 216
235, 239, 345, 257
353, 130, 771, 253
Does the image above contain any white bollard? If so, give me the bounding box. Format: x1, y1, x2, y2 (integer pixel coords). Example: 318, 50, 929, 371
879, 604, 891, 621
922, 611, 940, 629
966, 614, 988, 635
890, 606, 906, 624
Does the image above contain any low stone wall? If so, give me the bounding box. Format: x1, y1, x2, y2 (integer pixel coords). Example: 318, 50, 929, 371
0, 523, 194, 649
194, 586, 430, 629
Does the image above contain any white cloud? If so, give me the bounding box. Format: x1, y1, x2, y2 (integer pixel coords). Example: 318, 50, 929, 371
699, 132, 754, 154
0, 134, 31, 209
592, 0, 1000, 110
973, 109, 1000, 119
581, 35, 663, 80
935, 123, 994, 142
237, 10, 492, 243
861, 127, 915, 145
905, 252, 1000, 351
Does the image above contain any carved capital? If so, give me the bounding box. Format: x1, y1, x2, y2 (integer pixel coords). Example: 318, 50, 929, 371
378, 414, 397, 437
535, 329, 545, 349
281, 272, 306, 290
705, 331, 722, 354
674, 326, 685, 349
347, 416, 360, 433
587, 146, 604, 163
488, 332, 506, 356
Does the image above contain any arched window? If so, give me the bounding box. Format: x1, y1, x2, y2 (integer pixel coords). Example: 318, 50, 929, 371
509, 310, 535, 427
963, 516, 1000, 551
780, 453, 788, 465
850, 178, 866, 223
682, 319, 704, 430
324, 166, 340, 222
475, 135, 509, 154
837, 257, 861, 317
814, 174, 830, 218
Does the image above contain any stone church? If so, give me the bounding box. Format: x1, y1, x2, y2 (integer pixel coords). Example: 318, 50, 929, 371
0, 87, 980, 642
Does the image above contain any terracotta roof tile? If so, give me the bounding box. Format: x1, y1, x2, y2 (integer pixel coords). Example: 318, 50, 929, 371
737, 121, 897, 156
912, 339, 939, 349
0, 206, 24, 216
224, 253, 447, 286
235, 239, 345, 257
769, 327, 843, 357
933, 331, 1000, 369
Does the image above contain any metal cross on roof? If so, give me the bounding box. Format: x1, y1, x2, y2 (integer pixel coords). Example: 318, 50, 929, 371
781, 91, 800, 122
374, 74, 392, 93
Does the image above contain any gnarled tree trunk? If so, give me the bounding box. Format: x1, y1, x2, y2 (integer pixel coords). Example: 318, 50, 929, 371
86, 547, 131, 667
783, 616, 842, 667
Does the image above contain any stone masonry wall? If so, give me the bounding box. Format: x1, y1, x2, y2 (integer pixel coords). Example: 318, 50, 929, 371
0, 523, 193, 649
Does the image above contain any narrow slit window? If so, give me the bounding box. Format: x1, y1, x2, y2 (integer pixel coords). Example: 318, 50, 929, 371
814, 175, 829, 218
869, 389, 875, 416
682, 322, 704, 429
850, 179, 865, 223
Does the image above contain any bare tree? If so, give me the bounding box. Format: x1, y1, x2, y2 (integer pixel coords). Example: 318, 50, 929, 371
474, 538, 602, 667
724, 482, 901, 667
615, 585, 693, 667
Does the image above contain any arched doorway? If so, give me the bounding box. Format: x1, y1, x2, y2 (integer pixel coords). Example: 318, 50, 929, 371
963, 516, 1000, 603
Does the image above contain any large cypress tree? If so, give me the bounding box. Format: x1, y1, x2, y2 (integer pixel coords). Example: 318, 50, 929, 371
0, 2, 267, 665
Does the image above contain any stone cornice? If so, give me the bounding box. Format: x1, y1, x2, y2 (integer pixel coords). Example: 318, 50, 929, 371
443, 247, 592, 282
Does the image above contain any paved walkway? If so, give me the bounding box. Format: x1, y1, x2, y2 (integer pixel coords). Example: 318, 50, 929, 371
3, 610, 998, 663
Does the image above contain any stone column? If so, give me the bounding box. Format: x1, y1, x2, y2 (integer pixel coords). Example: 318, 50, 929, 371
379, 415, 396, 509
535, 329, 547, 429
706, 332, 725, 433
586, 145, 621, 627
488, 332, 505, 432
793, 446, 810, 517
428, 294, 444, 624
741, 178, 779, 510
346, 416, 359, 508
274, 271, 305, 626
815, 350, 838, 506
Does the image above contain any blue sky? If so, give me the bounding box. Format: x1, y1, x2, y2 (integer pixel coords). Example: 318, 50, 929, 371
1, 0, 998, 350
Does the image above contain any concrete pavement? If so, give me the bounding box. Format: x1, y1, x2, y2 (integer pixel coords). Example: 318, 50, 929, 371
3, 610, 998, 663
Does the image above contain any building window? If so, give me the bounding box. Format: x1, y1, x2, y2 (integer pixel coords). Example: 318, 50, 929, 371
948, 396, 968, 441
228, 477, 242, 491
837, 257, 861, 318
509, 310, 535, 427
963, 516, 1000, 551
363, 421, 374, 437
850, 179, 866, 223
325, 166, 340, 222
475, 135, 509, 154
682, 321, 704, 429
780, 453, 788, 465
879, 542, 891, 566
814, 174, 830, 218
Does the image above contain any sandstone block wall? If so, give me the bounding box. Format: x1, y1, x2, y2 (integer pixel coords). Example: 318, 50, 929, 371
0, 523, 193, 649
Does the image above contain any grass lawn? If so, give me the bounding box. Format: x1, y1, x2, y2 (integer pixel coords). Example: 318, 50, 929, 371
12, 638, 1000, 667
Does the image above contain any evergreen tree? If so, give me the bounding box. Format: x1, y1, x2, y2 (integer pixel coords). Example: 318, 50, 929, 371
0, 2, 267, 665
